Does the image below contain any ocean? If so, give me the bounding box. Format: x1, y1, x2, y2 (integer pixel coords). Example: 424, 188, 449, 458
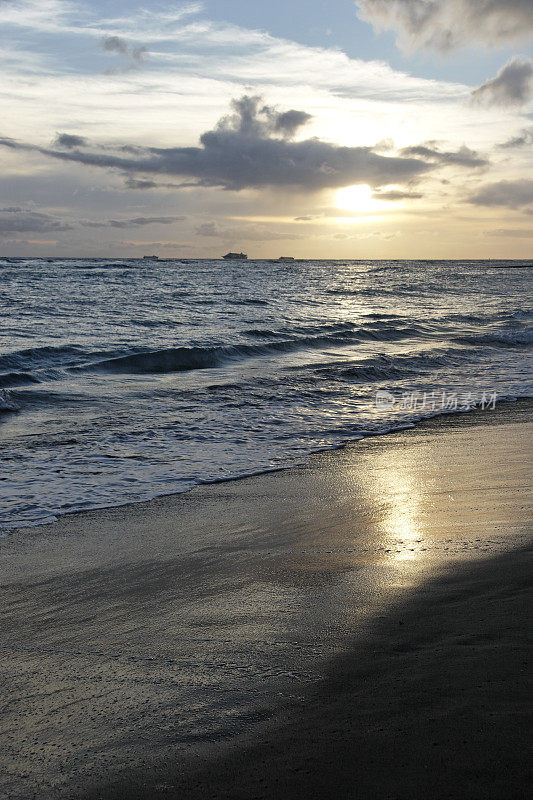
1, 257, 531, 532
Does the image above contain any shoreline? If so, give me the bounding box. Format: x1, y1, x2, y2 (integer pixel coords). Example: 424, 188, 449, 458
7, 396, 533, 538
1, 400, 531, 799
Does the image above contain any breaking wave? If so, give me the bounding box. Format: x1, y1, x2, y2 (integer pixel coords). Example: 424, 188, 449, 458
74, 322, 435, 375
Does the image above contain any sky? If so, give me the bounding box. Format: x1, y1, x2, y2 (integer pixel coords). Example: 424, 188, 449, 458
1, 0, 532, 258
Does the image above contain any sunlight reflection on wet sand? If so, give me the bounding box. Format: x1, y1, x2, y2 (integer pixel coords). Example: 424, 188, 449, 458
0, 406, 531, 798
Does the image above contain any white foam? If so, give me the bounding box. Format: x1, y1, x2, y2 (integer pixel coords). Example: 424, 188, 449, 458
0, 389, 19, 412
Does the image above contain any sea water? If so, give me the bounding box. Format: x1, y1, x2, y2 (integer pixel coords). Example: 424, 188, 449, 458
1, 258, 531, 530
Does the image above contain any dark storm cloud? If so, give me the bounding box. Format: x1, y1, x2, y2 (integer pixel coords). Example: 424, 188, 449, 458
471, 57, 533, 107
54, 133, 89, 149
356, 0, 533, 52
0, 96, 444, 192
499, 128, 533, 149
399, 143, 488, 168
0, 208, 73, 233
80, 216, 185, 228
467, 179, 533, 208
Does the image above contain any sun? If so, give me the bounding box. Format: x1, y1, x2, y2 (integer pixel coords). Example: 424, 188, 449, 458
335, 184, 382, 213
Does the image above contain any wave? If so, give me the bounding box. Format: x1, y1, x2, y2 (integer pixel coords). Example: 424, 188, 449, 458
0, 344, 134, 376
227, 298, 269, 306
0, 345, 85, 371
0, 389, 19, 412
444, 310, 533, 325
327, 287, 421, 298
74, 322, 434, 375
455, 329, 533, 347
0, 371, 40, 388
243, 328, 281, 338
70, 262, 136, 269
313, 348, 474, 383
243, 321, 357, 339
59, 318, 532, 377
3, 318, 529, 384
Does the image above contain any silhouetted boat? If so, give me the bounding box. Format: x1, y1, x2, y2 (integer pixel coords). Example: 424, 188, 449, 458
278, 256, 295, 262
222, 252, 248, 260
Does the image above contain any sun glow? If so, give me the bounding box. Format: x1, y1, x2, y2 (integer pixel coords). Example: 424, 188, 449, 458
335, 184, 386, 214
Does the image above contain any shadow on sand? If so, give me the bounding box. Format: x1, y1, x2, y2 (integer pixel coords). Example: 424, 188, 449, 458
84, 542, 532, 800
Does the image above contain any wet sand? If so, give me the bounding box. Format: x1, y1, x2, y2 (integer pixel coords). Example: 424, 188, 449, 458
1, 401, 532, 799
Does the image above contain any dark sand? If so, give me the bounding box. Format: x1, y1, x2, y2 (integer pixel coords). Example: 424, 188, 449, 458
1, 402, 532, 799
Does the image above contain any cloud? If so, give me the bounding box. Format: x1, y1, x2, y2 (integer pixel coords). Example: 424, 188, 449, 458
54, 133, 89, 148
471, 57, 533, 106
123, 177, 159, 189
485, 228, 533, 237
0, 207, 73, 232
468, 179, 533, 208
0, 0, 75, 35
332, 229, 399, 240
372, 189, 422, 200
195, 220, 302, 241
0, 208, 185, 233
102, 37, 136, 58
80, 216, 185, 228
399, 143, 488, 168
0, 0, 202, 39
212, 96, 312, 140
499, 128, 533, 148
273, 109, 313, 137
356, 0, 533, 52
100, 35, 148, 73
195, 222, 221, 237
118, 240, 193, 250
123, 176, 186, 190
0, 95, 437, 191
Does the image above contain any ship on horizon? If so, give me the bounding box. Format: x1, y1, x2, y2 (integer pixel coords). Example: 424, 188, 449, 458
222, 252, 248, 260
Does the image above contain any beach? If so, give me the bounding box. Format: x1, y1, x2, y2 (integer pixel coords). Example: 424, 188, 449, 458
1, 401, 531, 799
2, 1, 533, 796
